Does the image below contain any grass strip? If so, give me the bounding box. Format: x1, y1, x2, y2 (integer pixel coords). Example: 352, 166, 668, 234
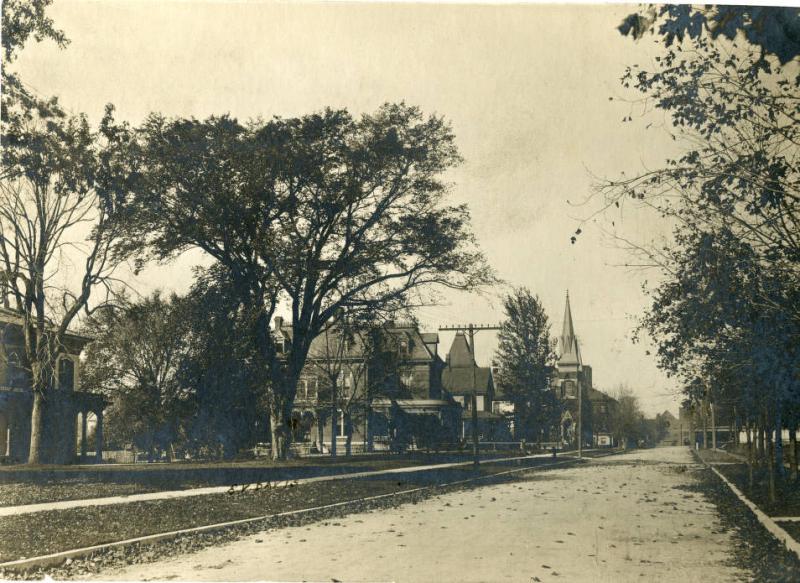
0, 456, 564, 566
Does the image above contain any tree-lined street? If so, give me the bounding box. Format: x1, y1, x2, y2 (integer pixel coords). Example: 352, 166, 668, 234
95, 448, 746, 582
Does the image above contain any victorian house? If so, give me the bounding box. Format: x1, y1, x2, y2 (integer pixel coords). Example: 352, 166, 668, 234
0, 307, 107, 464
276, 317, 461, 453
442, 332, 509, 441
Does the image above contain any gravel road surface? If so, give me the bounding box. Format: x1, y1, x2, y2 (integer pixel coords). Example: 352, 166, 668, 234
96, 447, 748, 582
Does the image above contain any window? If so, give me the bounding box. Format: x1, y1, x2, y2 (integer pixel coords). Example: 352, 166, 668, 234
5, 352, 27, 388
475, 395, 485, 410
564, 380, 576, 397
58, 358, 75, 391
337, 410, 347, 437
308, 379, 318, 400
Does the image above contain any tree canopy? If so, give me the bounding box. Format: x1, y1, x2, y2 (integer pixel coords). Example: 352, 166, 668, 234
619, 5, 800, 65
494, 288, 558, 441
120, 103, 494, 458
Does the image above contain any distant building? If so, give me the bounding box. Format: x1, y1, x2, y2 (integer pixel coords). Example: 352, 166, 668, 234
651, 410, 683, 446
490, 368, 516, 436
0, 308, 107, 464
588, 388, 617, 447
442, 332, 509, 441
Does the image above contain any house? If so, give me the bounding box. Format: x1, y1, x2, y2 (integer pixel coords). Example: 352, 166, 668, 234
277, 317, 461, 453
588, 388, 617, 447
0, 308, 107, 464
442, 332, 509, 442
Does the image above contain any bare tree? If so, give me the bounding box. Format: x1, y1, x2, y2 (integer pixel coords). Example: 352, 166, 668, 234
0, 108, 129, 463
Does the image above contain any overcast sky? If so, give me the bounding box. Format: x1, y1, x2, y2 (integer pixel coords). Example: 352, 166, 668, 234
14, 0, 686, 415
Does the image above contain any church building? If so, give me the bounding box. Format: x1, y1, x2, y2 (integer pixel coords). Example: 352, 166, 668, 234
552, 292, 594, 448
551, 292, 618, 448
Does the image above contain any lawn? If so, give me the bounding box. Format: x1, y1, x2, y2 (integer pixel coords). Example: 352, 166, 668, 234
0, 454, 570, 567
696, 448, 800, 518
692, 464, 800, 581
0, 451, 528, 507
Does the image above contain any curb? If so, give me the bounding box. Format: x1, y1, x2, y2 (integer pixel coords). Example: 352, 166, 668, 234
0, 456, 583, 572
697, 452, 800, 561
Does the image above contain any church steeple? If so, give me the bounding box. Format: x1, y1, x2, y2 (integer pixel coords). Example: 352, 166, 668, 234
559, 291, 582, 368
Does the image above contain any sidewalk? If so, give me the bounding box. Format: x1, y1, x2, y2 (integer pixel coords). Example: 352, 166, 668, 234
0, 452, 561, 518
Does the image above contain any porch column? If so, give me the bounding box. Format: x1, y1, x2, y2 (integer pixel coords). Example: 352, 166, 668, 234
95, 409, 104, 463
80, 409, 88, 460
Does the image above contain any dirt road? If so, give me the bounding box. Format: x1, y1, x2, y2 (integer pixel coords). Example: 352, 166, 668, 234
96, 447, 748, 582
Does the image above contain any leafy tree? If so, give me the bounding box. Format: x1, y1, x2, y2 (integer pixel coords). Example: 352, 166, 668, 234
2, 0, 69, 138
82, 292, 193, 459
619, 5, 800, 64
121, 104, 494, 459
637, 225, 799, 498
590, 5, 800, 497
494, 288, 558, 442
610, 385, 647, 448
178, 267, 266, 458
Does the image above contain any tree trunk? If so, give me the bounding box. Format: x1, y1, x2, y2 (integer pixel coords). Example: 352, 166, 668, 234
27, 392, 45, 464
746, 422, 754, 491
330, 409, 338, 459
317, 411, 325, 454
790, 424, 798, 482
710, 402, 717, 450
364, 404, 373, 453
345, 415, 353, 457
758, 424, 765, 463
269, 406, 284, 461
775, 404, 785, 478
702, 409, 708, 449
766, 423, 776, 504
330, 383, 338, 458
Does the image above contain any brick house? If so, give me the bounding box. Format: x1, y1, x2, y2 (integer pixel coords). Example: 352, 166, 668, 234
277, 317, 461, 453
588, 388, 617, 447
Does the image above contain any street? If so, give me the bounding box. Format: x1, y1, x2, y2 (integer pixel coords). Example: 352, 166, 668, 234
96, 447, 748, 582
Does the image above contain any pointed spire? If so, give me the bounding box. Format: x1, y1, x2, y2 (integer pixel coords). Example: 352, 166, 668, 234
559, 290, 582, 367
561, 290, 575, 345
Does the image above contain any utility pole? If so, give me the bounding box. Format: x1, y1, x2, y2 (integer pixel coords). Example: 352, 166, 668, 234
577, 379, 583, 458
439, 323, 501, 470
711, 401, 717, 450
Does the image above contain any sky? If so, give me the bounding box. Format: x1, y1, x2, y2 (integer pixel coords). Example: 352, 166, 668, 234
13, 0, 686, 415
